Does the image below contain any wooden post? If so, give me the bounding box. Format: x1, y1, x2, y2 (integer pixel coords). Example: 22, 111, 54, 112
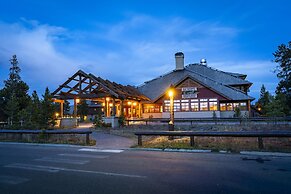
138, 135, 142, 146
86, 133, 90, 145
258, 137, 264, 149
60, 101, 64, 118
190, 136, 195, 147
112, 98, 116, 116
138, 102, 142, 118
73, 98, 77, 118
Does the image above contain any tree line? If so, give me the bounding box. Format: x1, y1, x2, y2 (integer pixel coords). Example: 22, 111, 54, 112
0, 55, 58, 129
256, 41, 291, 116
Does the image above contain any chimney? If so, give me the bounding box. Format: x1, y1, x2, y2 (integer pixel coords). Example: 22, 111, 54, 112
175, 52, 184, 70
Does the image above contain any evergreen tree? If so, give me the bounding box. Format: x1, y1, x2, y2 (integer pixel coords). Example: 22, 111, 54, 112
77, 100, 89, 122
5, 94, 19, 126
40, 87, 55, 129
0, 55, 30, 123
273, 41, 291, 114
256, 84, 271, 115
266, 94, 286, 117
64, 100, 70, 115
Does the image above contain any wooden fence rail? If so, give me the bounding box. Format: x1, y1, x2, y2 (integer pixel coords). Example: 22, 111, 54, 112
0, 129, 92, 145
135, 131, 291, 149
127, 117, 291, 125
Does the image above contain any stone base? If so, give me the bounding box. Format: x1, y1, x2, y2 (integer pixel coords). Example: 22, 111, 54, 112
104, 116, 119, 128
60, 118, 78, 128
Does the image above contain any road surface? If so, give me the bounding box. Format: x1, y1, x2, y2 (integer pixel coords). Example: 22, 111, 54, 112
0, 143, 290, 194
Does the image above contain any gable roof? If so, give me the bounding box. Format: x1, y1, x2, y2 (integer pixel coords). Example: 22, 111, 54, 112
52, 70, 149, 101
137, 64, 254, 102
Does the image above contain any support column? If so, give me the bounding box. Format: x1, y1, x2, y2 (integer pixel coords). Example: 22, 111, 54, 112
60, 101, 64, 118
120, 100, 124, 117
138, 102, 142, 118
74, 98, 77, 118
112, 98, 116, 116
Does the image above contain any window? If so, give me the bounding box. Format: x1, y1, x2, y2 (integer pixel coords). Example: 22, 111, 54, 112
191, 102, 199, 111
240, 102, 247, 111
172, 100, 180, 111
163, 100, 170, 112
181, 100, 189, 111
143, 104, 161, 113
200, 102, 208, 111
209, 99, 217, 111
209, 101, 217, 111
220, 103, 226, 111
227, 103, 233, 111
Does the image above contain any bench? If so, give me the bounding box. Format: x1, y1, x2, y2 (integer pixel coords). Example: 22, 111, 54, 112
0, 129, 92, 145
135, 131, 291, 149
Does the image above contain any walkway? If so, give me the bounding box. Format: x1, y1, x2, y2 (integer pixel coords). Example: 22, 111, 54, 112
77, 122, 134, 149
91, 132, 135, 149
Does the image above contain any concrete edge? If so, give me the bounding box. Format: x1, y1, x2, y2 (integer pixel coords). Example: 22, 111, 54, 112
240, 151, 291, 157
0, 141, 94, 148
129, 148, 212, 153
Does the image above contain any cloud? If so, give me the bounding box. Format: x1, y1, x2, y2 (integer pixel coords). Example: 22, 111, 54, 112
212, 60, 278, 98
0, 14, 274, 101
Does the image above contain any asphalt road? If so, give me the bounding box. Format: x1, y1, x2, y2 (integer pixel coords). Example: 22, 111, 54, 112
0, 143, 291, 194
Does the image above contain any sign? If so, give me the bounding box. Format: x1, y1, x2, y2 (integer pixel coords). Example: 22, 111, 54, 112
181, 87, 197, 99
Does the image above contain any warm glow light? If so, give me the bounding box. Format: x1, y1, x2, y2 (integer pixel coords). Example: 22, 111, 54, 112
102, 103, 105, 106
168, 90, 174, 97
106, 97, 110, 102
133, 102, 137, 106
128, 101, 132, 105
55, 112, 59, 117
109, 103, 113, 107
258, 107, 261, 111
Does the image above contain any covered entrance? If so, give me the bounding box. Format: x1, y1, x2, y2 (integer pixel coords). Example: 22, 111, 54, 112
52, 70, 149, 127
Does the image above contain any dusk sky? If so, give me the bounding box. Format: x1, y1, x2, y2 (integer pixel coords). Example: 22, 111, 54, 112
0, 0, 290, 102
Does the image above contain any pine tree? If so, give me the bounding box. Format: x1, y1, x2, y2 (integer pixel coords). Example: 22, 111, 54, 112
0, 55, 30, 123
5, 94, 19, 126
256, 84, 271, 115
273, 41, 291, 114
40, 87, 56, 129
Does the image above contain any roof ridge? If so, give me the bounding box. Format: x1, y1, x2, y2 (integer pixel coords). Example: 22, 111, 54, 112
137, 69, 175, 88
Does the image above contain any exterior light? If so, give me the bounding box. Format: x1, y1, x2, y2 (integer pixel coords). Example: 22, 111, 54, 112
106, 97, 110, 102
102, 103, 105, 106
109, 103, 113, 107
128, 101, 132, 105
55, 112, 59, 117
168, 90, 174, 97
76, 98, 80, 104
133, 102, 137, 106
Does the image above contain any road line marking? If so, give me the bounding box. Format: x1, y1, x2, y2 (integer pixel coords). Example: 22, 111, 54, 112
0, 175, 29, 185
35, 157, 89, 165
58, 153, 109, 159
78, 148, 124, 153
4, 163, 60, 173
4, 163, 146, 178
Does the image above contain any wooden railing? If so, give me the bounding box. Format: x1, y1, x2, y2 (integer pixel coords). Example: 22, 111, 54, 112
0, 129, 92, 145
135, 131, 291, 149
126, 117, 291, 125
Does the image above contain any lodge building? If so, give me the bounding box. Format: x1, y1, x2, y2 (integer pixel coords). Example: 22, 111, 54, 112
52, 52, 254, 124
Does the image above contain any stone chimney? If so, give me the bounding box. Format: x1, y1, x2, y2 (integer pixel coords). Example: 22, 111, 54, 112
175, 52, 184, 70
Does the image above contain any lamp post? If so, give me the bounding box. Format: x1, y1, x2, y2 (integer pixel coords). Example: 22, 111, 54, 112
168, 89, 174, 132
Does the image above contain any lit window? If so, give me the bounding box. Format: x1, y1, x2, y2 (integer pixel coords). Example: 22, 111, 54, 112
227, 103, 233, 111
181, 100, 189, 111
209, 101, 217, 111
174, 102, 180, 111
191, 102, 199, 111
220, 103, 226, 111
200, 102, 208, 111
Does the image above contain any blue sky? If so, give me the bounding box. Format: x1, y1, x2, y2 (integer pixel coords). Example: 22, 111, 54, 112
0, 0, 290, 101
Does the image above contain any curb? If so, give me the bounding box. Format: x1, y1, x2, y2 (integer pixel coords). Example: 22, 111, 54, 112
0, 141, 93, 148
240, 151, 291, 157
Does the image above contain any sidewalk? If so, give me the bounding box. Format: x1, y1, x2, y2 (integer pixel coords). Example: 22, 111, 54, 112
91, 131, 135, 149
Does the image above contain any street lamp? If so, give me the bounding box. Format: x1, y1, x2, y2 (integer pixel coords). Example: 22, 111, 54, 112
168, 89, 174, 132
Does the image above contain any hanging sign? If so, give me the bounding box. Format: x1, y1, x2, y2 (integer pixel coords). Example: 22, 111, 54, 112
181, 87, 197, 98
